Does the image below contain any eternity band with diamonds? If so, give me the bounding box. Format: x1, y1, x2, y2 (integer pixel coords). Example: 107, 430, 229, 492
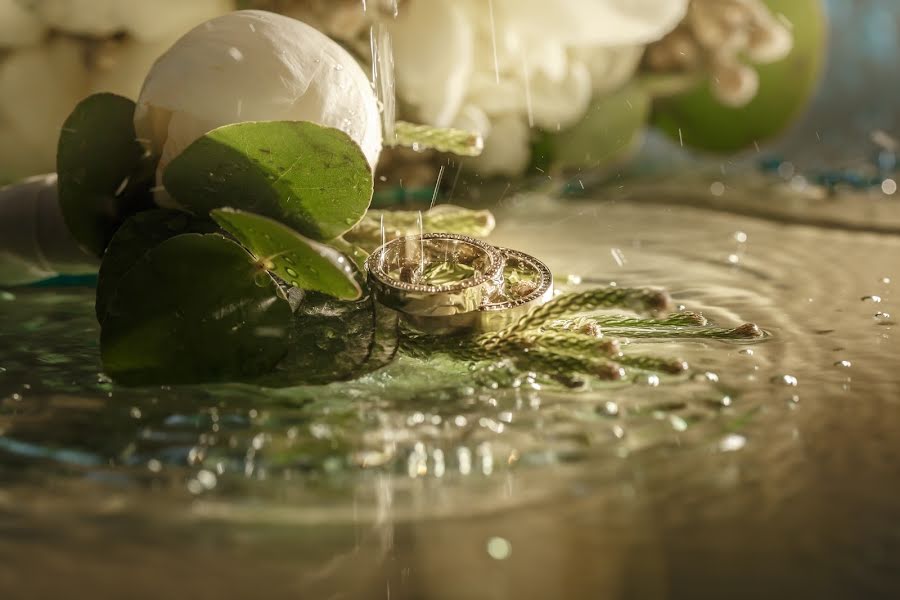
366, 234, 553, 334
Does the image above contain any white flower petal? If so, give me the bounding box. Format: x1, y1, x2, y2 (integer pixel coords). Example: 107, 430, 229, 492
468, 114, 531, 176
0, 39, 89, 174
572, 45, 644, 95
0, 0, 46, 47
529, 61, 593, 130
135, 10, 383, 185
493, 0, 688, 47
389, 0, 473, 127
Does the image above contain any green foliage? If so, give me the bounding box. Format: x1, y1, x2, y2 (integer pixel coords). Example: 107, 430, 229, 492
163, 120, 373, 241
651, 0, 826, 152
57, 93, 156, 256
95, 209, 216, 322
211, 208, 362, 300
100, 233, 293, 385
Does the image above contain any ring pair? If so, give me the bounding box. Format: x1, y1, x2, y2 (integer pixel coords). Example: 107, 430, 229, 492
365, 233, 554, 334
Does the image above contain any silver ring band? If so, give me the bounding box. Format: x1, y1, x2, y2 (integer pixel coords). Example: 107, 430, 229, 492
365, 233, 505, 318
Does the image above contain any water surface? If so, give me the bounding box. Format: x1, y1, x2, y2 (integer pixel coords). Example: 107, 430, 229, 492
1, 181, 898, 599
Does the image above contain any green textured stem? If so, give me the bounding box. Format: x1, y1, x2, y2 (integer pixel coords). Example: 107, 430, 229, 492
392, 121, 484, 157
485, 287, 672, 345
592, 312, 709, 328
345, 205, 496, 251
512, 350, 626, 381
601, 323, 765, 340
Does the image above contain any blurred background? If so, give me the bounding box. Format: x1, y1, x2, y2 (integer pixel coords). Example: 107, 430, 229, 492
0, 0, 897, 194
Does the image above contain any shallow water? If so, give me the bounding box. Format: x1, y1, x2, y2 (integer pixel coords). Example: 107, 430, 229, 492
1, 181, 898, 599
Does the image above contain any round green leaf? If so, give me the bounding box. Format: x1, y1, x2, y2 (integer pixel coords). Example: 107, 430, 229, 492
95, 209, 216, 322
100, 233, 292, 385
261, 293, 399, 386
57, 93, 156, 256
211, 208, 362, 300
162, 121, 374, 241
651, 0, 826, 152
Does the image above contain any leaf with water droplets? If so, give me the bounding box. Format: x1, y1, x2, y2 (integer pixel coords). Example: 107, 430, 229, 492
162, 120, 373, 241
57, 93, 157, 256
100, 233, 292, 385
211, 208, 362, 300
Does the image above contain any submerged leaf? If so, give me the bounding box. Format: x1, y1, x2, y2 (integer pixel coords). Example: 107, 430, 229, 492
162, 120, 373, 241
100, 233, 292, 385
95, 209, 216, 323
57, 93, 156, 256
211, 208, 362, 300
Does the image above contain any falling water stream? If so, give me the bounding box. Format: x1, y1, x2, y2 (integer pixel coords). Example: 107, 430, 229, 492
0, 176, 898, 599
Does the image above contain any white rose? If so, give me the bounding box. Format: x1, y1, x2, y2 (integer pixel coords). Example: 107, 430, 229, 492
134, 10, 383, 204
29, 0, 234, 41
388, 0, 689, 175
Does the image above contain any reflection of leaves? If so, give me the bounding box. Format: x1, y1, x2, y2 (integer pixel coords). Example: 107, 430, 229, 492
163, 121, 373, 241
101, 233, 292, 386
211, 208, 361, 300
96, 209, 216, 323
57, 93, 156, 256
261, 293, 399, 386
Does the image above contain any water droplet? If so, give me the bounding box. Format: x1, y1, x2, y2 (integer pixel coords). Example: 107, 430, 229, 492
734, 231, 748, 243
834, 360, 852, 368
566, 274, 582, 285
0, 291, 15, 301
862, 295, 882, 303
710, 181, 726, 196
285, 267, 298, 278
874, 312, 891, 320
719, 434, 746, 452
772, 374, 799, 386
486, 537, 512, 560
738, 348, 754, 356
727, 254, 740, 264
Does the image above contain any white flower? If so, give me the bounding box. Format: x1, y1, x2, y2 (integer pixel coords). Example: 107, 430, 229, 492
387, 0, 688, 175
0, 0, 45, 48
28, 0, 235, 41
0, 39, 89, 177
135, 10, 383, 203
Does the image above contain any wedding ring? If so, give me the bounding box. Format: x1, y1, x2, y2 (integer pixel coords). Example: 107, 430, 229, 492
366, 234, 554, 335
477, 248, 554, 331
365, 233, 505, 321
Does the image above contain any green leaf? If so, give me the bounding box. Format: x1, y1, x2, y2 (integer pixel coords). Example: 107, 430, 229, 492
163, 121, 373, 241
651, 0, 826, 152
259, 293, 399, 386
95, 209, 216, 323
211, 208, 362, 300
532, 82, 651, 172
57, 93, 156, 256
100, 233, 292, 385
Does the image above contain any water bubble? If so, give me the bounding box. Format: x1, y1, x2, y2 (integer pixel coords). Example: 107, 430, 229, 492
882, 178, 897, 195
710, 181, 726, 196
486, 537, 512, 560
727, 254, 740, 265
861, 295, 882, 303
734, 231, 748, 243
874, 312, 891, 320
738, 348, 754, 356
881, 277, 892, 285
719, 434, 746, 452
773, 374, 799, 386
834, 360, 852, 368
566, 274, 583, 285
147, 459, 162, 472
